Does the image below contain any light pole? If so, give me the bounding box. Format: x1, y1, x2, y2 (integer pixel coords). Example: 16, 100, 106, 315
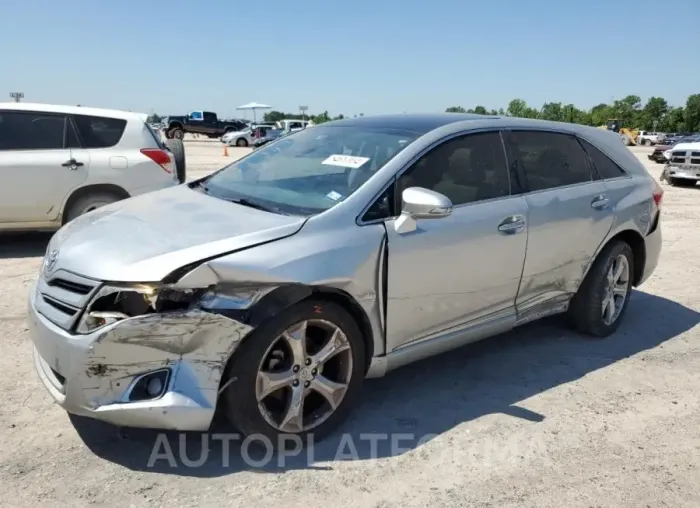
9, 92, 24, 103
299, 105, 308, 122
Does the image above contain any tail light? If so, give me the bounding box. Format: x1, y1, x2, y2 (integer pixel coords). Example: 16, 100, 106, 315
652, 178, 664, 210
141, 148, 173, 174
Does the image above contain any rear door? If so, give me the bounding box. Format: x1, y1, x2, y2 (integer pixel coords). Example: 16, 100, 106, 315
0, 110, 88, 223
503, 130, 614, 313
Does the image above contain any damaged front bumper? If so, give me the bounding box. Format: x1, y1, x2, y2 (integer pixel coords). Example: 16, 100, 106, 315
28, 282, 252, 431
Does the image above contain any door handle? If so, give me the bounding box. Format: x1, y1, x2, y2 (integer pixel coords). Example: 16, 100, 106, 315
498, 215, 526, 234
591, 195, 609, 209
61, 159, 84, 170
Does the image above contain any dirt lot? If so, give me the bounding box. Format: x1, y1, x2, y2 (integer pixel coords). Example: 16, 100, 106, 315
1, 142, 699, 507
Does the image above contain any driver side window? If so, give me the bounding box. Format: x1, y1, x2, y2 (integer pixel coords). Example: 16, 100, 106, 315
360, 131, 511, 223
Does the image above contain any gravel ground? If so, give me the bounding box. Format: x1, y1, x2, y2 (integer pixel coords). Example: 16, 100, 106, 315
1, 143, 699, 508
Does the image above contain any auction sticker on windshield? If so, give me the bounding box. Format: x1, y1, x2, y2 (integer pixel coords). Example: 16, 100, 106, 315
322, 154, 370, 169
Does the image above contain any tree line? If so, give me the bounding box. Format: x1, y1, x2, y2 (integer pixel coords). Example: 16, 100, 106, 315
445, 94, 700, 133
146, 93, 700, 132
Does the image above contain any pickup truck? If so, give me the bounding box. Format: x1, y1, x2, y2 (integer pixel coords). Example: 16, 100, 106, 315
637, 131, 665, 146
161, 111, 248, 140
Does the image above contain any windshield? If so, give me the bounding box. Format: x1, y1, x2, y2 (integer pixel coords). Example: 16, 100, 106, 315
200, 124, 420, 215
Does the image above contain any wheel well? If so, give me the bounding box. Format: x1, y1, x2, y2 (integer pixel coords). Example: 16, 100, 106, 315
61, 184, 130, 225
309, 288, 375, 371
235, 284, 376, 374
605, 229, 646, 286
169, 123, 183, 130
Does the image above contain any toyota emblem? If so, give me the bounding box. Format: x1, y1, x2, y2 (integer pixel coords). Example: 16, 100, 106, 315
44, 249, 59, 276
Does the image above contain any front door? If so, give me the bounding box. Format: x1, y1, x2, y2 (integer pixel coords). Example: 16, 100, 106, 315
0, 111, 88, 223
383, 131, 528, 352
503, 130, 615, 312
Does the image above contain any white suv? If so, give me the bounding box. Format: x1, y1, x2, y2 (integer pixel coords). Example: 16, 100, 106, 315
0, 103, 183, 232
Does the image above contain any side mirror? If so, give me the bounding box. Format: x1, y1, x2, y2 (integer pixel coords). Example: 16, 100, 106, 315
401, 187, 453, 219
394, 187, 452, 234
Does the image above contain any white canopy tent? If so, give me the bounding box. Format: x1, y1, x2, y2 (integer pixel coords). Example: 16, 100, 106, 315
236, 102, 272, 124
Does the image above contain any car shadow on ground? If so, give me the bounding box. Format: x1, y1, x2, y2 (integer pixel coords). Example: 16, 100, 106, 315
71, 290, 699, 477
0, 232, 53, 259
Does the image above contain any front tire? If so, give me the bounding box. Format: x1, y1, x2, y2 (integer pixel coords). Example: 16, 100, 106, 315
568, 240, 634, 337
221, 299, 365, 447
170, 128, 184, 140
236, 137, 249, 147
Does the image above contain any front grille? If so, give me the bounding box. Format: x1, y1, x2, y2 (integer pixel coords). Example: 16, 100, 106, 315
42, 295, 78, 316
36, 270, 101, 330
47, 278, 92, 295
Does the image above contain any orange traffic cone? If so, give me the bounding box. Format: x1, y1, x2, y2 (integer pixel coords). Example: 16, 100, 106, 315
223, 145, 228, 157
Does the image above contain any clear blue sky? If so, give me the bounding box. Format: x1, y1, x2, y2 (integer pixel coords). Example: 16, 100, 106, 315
2, 0, 698, 118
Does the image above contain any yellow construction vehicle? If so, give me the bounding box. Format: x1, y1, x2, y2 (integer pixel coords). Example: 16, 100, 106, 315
598, 119, 639, 146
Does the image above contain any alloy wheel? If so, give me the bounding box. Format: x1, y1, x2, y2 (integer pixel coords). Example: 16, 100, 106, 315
601, 254, 630, 326
256, 319, 353, 433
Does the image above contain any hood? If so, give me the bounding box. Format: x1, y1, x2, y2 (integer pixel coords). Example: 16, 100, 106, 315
671, 142, 700, 151
49, 185, 307, 283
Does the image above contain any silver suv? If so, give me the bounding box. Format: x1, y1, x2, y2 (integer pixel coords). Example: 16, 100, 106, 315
28, 114, 663, 445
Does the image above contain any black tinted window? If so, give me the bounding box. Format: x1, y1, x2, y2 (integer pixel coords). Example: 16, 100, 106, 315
363, 187, 395, 222
579, 139, 627, 179
72, 114, 126, 148
509, 131, 592, 191
397, 132, 511, 206
0, 111, 66, 150
203, 112, 216, 122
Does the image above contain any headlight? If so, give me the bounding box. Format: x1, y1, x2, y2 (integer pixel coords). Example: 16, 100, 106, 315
664, 150, 671, 160
76, 284, 207, 334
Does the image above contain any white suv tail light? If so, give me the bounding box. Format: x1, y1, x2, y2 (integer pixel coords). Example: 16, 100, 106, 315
141, 148, 173, 174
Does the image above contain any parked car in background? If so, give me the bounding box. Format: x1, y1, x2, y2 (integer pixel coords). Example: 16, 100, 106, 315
28, 113, 662, 447
162, 111, 247, 140
648, 134, 699, 163
0, 102, 185, 232
252, 128, 284, 148
222, 124, 276, 147
662, 140, 700, 187
276, 119, 309, 133
637, 131, 664, 146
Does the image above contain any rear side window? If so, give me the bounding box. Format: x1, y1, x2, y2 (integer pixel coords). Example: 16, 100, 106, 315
72, 114, 127, 148
578, 139, 627, 179
0, 111, 67, 150
508, 131, 592, 191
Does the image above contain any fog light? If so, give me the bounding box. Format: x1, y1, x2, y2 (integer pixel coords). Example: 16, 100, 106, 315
128, 369, 170, 402
147, 377, 163, 396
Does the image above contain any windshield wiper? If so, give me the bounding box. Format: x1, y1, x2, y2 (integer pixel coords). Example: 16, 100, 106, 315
226, 197, 288, 215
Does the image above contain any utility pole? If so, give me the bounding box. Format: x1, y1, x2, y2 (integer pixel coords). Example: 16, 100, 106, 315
299, 105, 308, 122
9, 92, 24, 102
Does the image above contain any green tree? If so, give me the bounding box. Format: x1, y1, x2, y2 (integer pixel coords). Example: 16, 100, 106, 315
684, 94, 700, 132
445, 106, 466, 113
640, 97, 668, 130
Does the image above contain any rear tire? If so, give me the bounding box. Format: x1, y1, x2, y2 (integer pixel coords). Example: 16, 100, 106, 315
621, 134, 632, 146
64, 192, 121, 223
221, 299, 366, 448
165, 139, 186, 183
568, 240, 634, 338
644, 139, 653, 146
